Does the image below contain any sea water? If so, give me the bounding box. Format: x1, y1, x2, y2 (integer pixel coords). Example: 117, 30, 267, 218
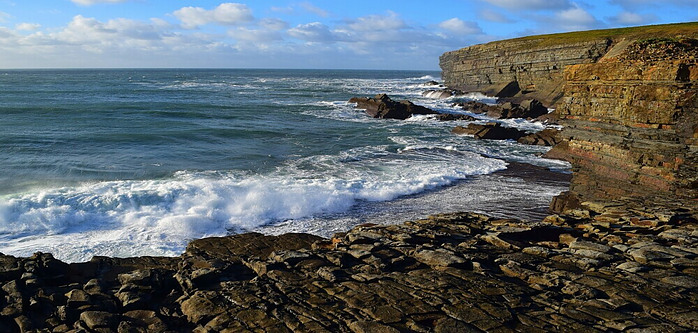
0, 69, 569, 262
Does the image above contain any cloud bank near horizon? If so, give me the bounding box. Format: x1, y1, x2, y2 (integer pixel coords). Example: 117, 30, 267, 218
0, 1, 696, 69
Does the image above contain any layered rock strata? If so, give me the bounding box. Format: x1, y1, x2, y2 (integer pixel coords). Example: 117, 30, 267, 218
547, 38, 698, 205
440, 23, 698, 106
440, 39, 611, 105
0, 210, 696, 332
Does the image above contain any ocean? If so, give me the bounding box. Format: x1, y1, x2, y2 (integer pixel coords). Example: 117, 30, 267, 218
0, 69, 570, 262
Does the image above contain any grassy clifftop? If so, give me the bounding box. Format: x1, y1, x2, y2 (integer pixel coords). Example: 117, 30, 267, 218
505, 21, 698, 49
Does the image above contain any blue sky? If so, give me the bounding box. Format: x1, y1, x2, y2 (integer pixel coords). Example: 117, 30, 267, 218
0, 0, 696, 69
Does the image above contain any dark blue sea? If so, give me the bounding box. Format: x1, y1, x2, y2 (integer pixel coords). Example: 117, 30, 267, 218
0, 69, 569, 262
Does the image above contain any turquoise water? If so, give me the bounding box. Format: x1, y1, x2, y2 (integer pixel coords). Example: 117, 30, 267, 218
0, 69, 568, 261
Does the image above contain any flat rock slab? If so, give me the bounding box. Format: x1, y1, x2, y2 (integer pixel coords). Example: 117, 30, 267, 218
0, 206, 696, 332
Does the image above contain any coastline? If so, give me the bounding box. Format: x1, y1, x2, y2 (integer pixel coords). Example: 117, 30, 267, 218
1, 24, 697, 331
0, 199, 695, 331
255, 161, 571, 238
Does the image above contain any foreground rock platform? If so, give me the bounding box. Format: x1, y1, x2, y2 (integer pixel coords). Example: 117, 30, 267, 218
1, 206, 696, 332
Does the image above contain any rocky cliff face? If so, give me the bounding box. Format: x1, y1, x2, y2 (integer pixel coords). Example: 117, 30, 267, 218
441, 25, 698, 209
547, 38, 698, 206
439, 38, 611, 105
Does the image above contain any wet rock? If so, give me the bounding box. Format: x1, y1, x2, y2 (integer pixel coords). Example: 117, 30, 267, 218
434, 113, 477, 121
452, 122, 526, 140
518, 128, 562, 146
80, 311, 119, 330
349, 94, 437, 120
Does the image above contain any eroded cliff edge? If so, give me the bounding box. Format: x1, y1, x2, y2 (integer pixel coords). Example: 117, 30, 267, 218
442, 22, 698, 209
439, 22, 698, 106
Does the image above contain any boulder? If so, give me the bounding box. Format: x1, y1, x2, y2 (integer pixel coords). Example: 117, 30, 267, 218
349, 94, 438, 120
454, 100, 498, 114
517, 128, 562, 146
452, 123, 526, 140
455, 99, 548, 119
488, 99, 549, 119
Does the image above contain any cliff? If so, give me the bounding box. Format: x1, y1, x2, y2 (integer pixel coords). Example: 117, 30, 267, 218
442, 22, 698, 208
547, 37, 698, 206
440, 22, 698, 106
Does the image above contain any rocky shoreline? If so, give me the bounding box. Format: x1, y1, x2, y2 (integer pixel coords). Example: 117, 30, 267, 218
2, 25, 698, 332
0, 205, 695, 332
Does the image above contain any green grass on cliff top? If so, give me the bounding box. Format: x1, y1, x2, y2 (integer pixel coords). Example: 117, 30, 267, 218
500, 22, 698, 48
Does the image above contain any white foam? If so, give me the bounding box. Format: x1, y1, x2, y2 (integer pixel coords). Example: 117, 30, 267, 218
0, 146, 506, 262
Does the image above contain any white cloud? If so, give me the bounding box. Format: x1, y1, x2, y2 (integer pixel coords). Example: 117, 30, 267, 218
259, 18, 288, 31
288, 22, 336, 42
347, 11, 406, 32
484, 0, 573, 10
71, 0, 128, 5
480, 9, 514, 23
15, 23, 41, 31
0, 6, 484, 69
174, 3, 253, 29
554, 5, 601, 31
0, 11, 10, 23
608, 11, 657, 25
228, 27, 282, 43
438, 18, 482, 35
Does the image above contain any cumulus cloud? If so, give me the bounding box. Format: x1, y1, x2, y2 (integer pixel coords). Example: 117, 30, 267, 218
553, 5, 601, 31
71, 0, 129, 5
0, 5, 486, 69
608, 11, 657, 25
347, 11, 406, 32
15, 23, 41, 31
483, 0, 573, 11
174, 3, 253, 29
259, 18, 289, 31
288, 22, 336, 43
438, 18, 482, 35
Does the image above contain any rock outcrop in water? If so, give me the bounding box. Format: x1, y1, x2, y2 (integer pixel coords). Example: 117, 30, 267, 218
349, 94, 438, 120
454, 99, 549, 119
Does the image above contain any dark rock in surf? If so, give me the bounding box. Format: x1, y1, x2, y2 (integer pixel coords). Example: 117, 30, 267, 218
435, 113, 476, 121
455, 99, 549, 119
452, 122, 526, 140
349, 94, 438, 120
517, 128, 562, 146
453, 100, 498, 114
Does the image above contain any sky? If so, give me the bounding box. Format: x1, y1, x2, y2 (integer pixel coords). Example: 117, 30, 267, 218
0, 0, 696, 70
